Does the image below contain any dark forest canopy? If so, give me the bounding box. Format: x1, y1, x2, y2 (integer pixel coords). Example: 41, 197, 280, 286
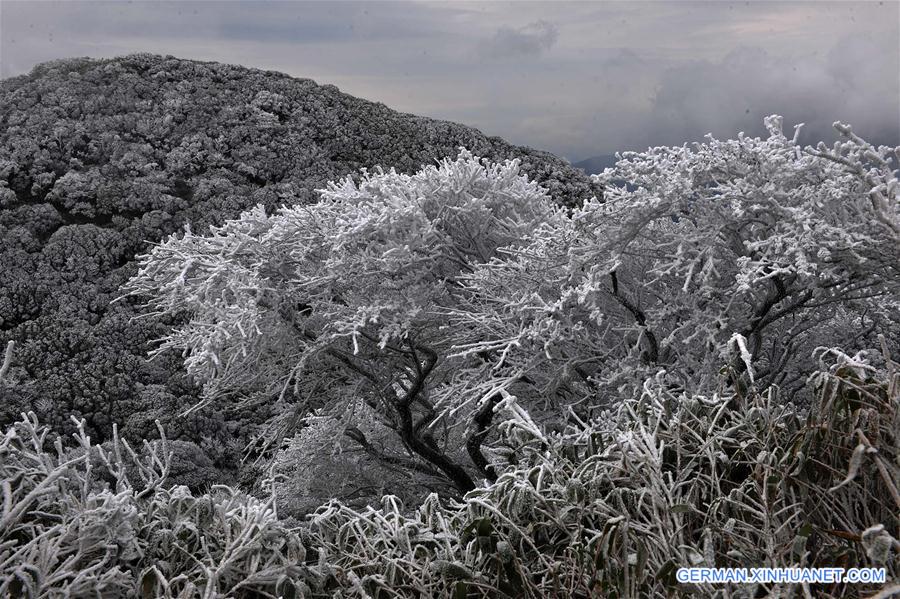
0, 54, 599, 482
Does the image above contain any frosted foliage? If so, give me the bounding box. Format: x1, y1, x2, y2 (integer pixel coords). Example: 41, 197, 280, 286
305, 346, 900, 598
6, 116, 900, 597
273, 401, 455, 516
451, 117, 900, 403
128, 118, 900, 499
127, 150, 561, 494
0, 413, 307, 598
1, 345, 898, 597
129, 150, 553, 388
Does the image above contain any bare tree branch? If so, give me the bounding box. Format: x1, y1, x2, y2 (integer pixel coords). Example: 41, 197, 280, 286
610, 270, 660, 364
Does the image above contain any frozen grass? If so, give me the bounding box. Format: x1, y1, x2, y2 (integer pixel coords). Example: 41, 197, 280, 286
0, 413, 309, 598
1, 343, 897, 597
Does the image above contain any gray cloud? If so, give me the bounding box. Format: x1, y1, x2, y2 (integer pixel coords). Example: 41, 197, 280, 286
643, 34, 900, 151
479, 20, 558, 59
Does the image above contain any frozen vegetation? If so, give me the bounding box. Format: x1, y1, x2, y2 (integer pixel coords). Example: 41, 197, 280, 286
0, 55, 598, 489
0, 55, 898, 597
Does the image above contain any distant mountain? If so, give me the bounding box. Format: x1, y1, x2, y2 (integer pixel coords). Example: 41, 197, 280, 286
573, 154, 618, 175
0, 54, 601, 482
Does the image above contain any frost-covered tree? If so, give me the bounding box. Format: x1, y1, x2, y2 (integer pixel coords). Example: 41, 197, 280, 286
128, 118, 900, 502
126, 151, 561, 495
451, 117, 900, 405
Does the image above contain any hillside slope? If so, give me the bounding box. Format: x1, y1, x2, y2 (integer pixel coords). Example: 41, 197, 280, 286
0, 54, 600, 478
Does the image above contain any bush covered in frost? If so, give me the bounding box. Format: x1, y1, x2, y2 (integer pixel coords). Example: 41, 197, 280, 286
1, 344, 897, 597
125, 117, 899, 507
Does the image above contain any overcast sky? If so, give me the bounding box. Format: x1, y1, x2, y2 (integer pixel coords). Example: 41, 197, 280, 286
1, 1, 898, 161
